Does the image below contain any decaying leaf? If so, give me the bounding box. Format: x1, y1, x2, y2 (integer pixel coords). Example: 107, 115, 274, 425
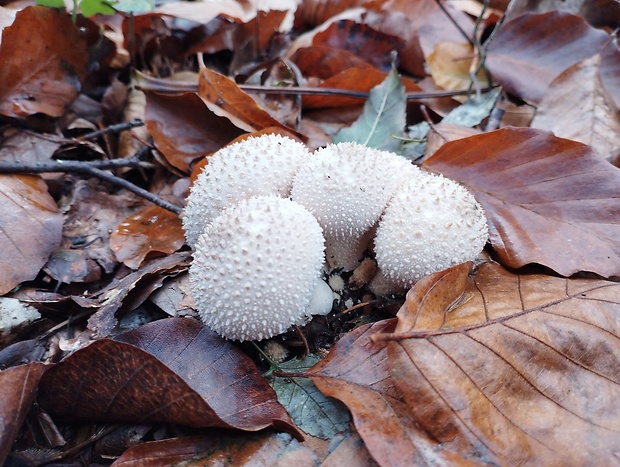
0, 6, 87, 117
0, 175, 63, 295
333, 68, 406, 151
110, 205, 185, 269
146, 92, 245, 174
424, 127, 620, 278
272, 354, 350, 439
381, 261, 620, 465
426, 42, 490, 96
38, 318, 302, 438
0, 363, 48, 465
531, 54, 620, 163
486, 11, 608, 103
307, 319, 487, 466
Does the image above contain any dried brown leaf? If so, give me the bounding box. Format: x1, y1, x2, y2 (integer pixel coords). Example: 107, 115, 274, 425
0, 175, 63, 295
423, 127, 620, 278
383, 261, 620, 464
38, 317, 301, 438
486, 11, 609, 103
0, 6, 87, 117
0, 363, 48, 465
198, 66, 296, 134
306, 320, 487, 466
531, 54, 620, 163
146, 91, 245, 174
110, 205, 185, 269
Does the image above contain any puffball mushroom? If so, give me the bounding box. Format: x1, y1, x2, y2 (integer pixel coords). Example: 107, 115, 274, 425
189, 195, 331, 341
183, 134, 309, 248
292, 142, 422, 270
373, 173, 488, 290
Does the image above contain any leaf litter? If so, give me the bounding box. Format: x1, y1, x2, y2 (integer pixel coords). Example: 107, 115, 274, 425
0, 0, 619, 464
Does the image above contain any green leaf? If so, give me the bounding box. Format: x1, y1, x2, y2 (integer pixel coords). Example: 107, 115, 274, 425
35, 0, 66, 8
115, 0, 154, 13
333, 68, 406, 152
79, 0, 116, 16
271, 355, 350, 439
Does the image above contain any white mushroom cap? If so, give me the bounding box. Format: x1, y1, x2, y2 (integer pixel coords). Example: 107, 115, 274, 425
291, 142, 422, 270
183, 134, 309, 248
374, 173, 488, 288
189, 195, 327, 341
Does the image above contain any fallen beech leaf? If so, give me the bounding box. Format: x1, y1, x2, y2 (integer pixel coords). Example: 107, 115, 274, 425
600, 42, 620, 110
312, 20, 404, 73
295, 0, 365, 28
383, 261, 620, 465
427, 42, 490, 95
198, 66, 296, 134
423, 127, 620, 277
486, 11, 609, 103
306, 320, 482, 466
0, 6, 87, 117
38, 318, 301, 438
110, 205, 185, 269
113, 432, 314, 467
531, 55, 620, 163
290, 46, 373, 81
333, 69, 405, 151
0, 363, 48, 464
146, 92, 245, 173
0, 175, 63, 295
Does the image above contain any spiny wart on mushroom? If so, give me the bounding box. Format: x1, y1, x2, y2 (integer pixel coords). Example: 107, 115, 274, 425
189, 195, 332, 342
183, 134, 309, 248
291, 142, 423, 270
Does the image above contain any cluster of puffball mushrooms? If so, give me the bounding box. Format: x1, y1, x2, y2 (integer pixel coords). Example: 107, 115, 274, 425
183, 134, 488, 342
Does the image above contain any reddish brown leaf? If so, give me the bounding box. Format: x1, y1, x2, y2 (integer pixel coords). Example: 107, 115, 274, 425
198, 66, 296, 133
307, 320, 483, 466
291, 46, 373, 81
486, 11, 609, 103
312, 20, 404, 72
146, 92, 245, 173
0, 6, 87, 117
382, 261, 620, 465
0, 175, 63, 295
295, 0, 366, 28
0, 363, 48, 464
110, 205, 185, 269
423, 127, 620, 278
113, 432, 316, 466
38, 317, 301, 438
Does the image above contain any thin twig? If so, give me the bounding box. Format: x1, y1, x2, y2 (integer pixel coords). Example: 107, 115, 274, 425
0, 158, 182, 214
434, 0, 474, 46
77, 119, 145, 141
135, 76, 498, 100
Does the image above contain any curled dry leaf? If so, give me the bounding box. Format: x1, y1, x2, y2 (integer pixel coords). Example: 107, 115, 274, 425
381, 261, 620, 465
0, 175, 63, 295
38, 318, 302, 438
486, 11, 609, 103
0, 6, 87, 117
113, 432, 315, 467
146, 92, 245, 174
426, 42, 490, 97
198, 66, 298, 135
0, 363, 48, 465
423, 127, 620, 278
110, 205, 185, 269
